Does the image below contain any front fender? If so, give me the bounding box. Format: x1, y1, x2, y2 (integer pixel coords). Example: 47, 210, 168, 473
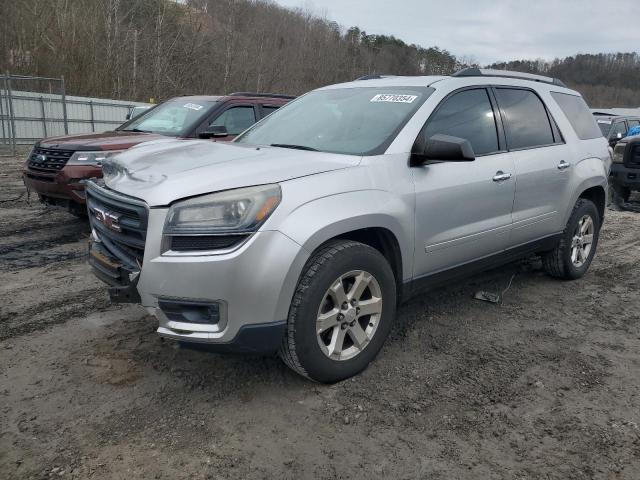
277, 190, 414, 282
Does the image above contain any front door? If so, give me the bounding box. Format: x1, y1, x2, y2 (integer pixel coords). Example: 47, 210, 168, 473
412, 88, 516, 277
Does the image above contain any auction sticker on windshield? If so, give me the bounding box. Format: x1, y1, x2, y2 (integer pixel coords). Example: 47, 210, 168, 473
183, 103, 204, 111
370, 94, 417, 103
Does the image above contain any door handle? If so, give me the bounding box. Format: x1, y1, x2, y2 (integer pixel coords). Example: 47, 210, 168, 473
557, 160, 571, 171
492, 171, 512, 182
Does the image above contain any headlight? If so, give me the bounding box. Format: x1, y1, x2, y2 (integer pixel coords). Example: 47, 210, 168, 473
67, 150, 125, 166
163, 184, 281, 243
612, 144, 625, 164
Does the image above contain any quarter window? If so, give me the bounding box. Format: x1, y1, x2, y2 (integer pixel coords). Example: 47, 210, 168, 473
210, 106, 256, 135
422, 89, 499, 155
495, 88, 555, 149
262, 105, 280, 117
550, 92, 601, 140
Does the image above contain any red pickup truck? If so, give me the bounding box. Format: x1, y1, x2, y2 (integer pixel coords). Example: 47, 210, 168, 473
23, 92, 293, 214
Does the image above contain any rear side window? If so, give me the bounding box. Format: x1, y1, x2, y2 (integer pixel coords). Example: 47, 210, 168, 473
495, 88, 555, 149
551, 92, 602, 140
262, 105, 280, 117
422, 88, 499, 155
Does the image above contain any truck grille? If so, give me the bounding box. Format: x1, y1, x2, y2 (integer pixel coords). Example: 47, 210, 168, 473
86, 182, 148, 269
628, 143, 640, 169
27, 147, 74, 173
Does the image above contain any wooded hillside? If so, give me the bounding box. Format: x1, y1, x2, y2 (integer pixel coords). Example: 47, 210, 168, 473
489, 53, 640, 108
1, 0, 638, 108
0, 0, 460, 101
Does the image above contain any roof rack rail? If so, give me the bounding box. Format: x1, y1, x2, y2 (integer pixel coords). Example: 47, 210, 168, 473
452, 68, 567, 88
355, 74, 398, 81
228, 92, 296, 99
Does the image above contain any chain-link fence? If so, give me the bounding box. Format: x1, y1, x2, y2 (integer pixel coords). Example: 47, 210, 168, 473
0, 74, 150, 154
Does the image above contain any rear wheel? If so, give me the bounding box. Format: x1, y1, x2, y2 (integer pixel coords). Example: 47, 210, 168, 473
542, 198, 600, 280
279, 240, 396, 383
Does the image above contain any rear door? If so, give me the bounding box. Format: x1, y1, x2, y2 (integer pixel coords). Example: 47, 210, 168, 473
493, 87, 570, 246
412, 87, 516, 277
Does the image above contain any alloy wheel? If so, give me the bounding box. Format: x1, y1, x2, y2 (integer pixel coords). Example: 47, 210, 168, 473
571, 214, 595, 268
316, 270, 383, 361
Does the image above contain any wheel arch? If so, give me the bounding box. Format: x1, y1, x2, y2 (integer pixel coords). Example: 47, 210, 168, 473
578, 185, 606, 222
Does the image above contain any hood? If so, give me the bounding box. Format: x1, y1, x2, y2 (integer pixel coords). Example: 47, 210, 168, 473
39, 130, 166, 151
102, 139, 361, 206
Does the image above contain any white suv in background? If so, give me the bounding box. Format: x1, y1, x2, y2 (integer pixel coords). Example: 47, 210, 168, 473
87, 68, 609, 382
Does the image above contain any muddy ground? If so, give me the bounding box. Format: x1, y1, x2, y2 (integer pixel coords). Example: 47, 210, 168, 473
1, 147, 639, 480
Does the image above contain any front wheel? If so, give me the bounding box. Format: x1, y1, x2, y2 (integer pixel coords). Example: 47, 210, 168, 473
279, 240, 396, 383
542, 198, 601, 280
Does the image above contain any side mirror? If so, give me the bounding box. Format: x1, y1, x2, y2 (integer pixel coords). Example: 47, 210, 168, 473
411, 134, 475, 166
199, 125, 229, 139
125, 113, 131, 120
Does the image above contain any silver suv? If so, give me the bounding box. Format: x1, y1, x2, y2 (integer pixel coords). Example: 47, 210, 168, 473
87, 69, 609, 383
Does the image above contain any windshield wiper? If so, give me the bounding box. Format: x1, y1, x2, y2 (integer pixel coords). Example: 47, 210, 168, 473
270, 143, 318, 151
122, 128, 150, 133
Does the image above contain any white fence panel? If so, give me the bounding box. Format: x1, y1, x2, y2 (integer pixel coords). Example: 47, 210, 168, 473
1, 88, 151, 145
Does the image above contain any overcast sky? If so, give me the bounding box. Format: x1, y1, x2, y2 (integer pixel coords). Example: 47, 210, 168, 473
272, 0, 637, 65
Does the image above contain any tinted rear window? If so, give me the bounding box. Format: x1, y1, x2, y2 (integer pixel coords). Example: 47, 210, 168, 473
551, 92, 602, 140
495, 88, 555, 150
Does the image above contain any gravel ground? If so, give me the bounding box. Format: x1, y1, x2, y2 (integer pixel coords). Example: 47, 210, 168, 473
1, 148, 640, 480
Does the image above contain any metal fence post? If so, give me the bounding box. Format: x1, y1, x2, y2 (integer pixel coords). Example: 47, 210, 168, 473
0, 75, 6, 145
89, 100, 95, 132
6, 74, 17, 155
39, 96, 48, 138
60, 75, 69, 134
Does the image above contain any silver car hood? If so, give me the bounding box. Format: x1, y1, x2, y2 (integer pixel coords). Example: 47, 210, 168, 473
102, 139, 361, 206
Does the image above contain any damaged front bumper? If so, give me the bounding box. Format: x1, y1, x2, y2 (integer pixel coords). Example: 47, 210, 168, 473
88, 238, 141, 303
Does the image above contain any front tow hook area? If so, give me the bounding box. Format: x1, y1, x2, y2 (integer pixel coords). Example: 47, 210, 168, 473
108, 280, 142, 304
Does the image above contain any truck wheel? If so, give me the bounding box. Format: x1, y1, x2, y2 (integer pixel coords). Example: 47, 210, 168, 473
279, 240, 396, 383
612, 184, 631, 204
542, 198, 600, 280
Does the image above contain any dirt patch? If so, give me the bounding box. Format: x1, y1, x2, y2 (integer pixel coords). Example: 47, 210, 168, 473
1, 149, 639, 479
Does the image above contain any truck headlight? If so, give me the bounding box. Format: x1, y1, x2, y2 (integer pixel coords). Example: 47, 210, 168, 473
162, 185, 281, 252
67, 150, 125, 166
612, 147, 624, 164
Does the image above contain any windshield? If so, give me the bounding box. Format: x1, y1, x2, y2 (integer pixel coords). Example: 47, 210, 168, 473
119, 100, 219, 136
235, 86, 434, 155
596, 119, 612, 137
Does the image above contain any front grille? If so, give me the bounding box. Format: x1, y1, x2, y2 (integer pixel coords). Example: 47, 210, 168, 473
86, 182, 148, 269
628, 143, 640, 169
27, 147, 75, 173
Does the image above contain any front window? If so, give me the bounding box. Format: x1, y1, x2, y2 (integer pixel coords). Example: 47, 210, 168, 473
236, 87, 434, 155
209, 106, 256, 136
119, 99, 219, 137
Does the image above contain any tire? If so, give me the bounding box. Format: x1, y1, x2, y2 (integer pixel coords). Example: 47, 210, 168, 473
612, 184, 631, 204
542, 198, 601, 280
279, 240, 396, 383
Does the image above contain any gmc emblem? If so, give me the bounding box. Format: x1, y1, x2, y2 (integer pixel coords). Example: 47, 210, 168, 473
94, 207, 122, 232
